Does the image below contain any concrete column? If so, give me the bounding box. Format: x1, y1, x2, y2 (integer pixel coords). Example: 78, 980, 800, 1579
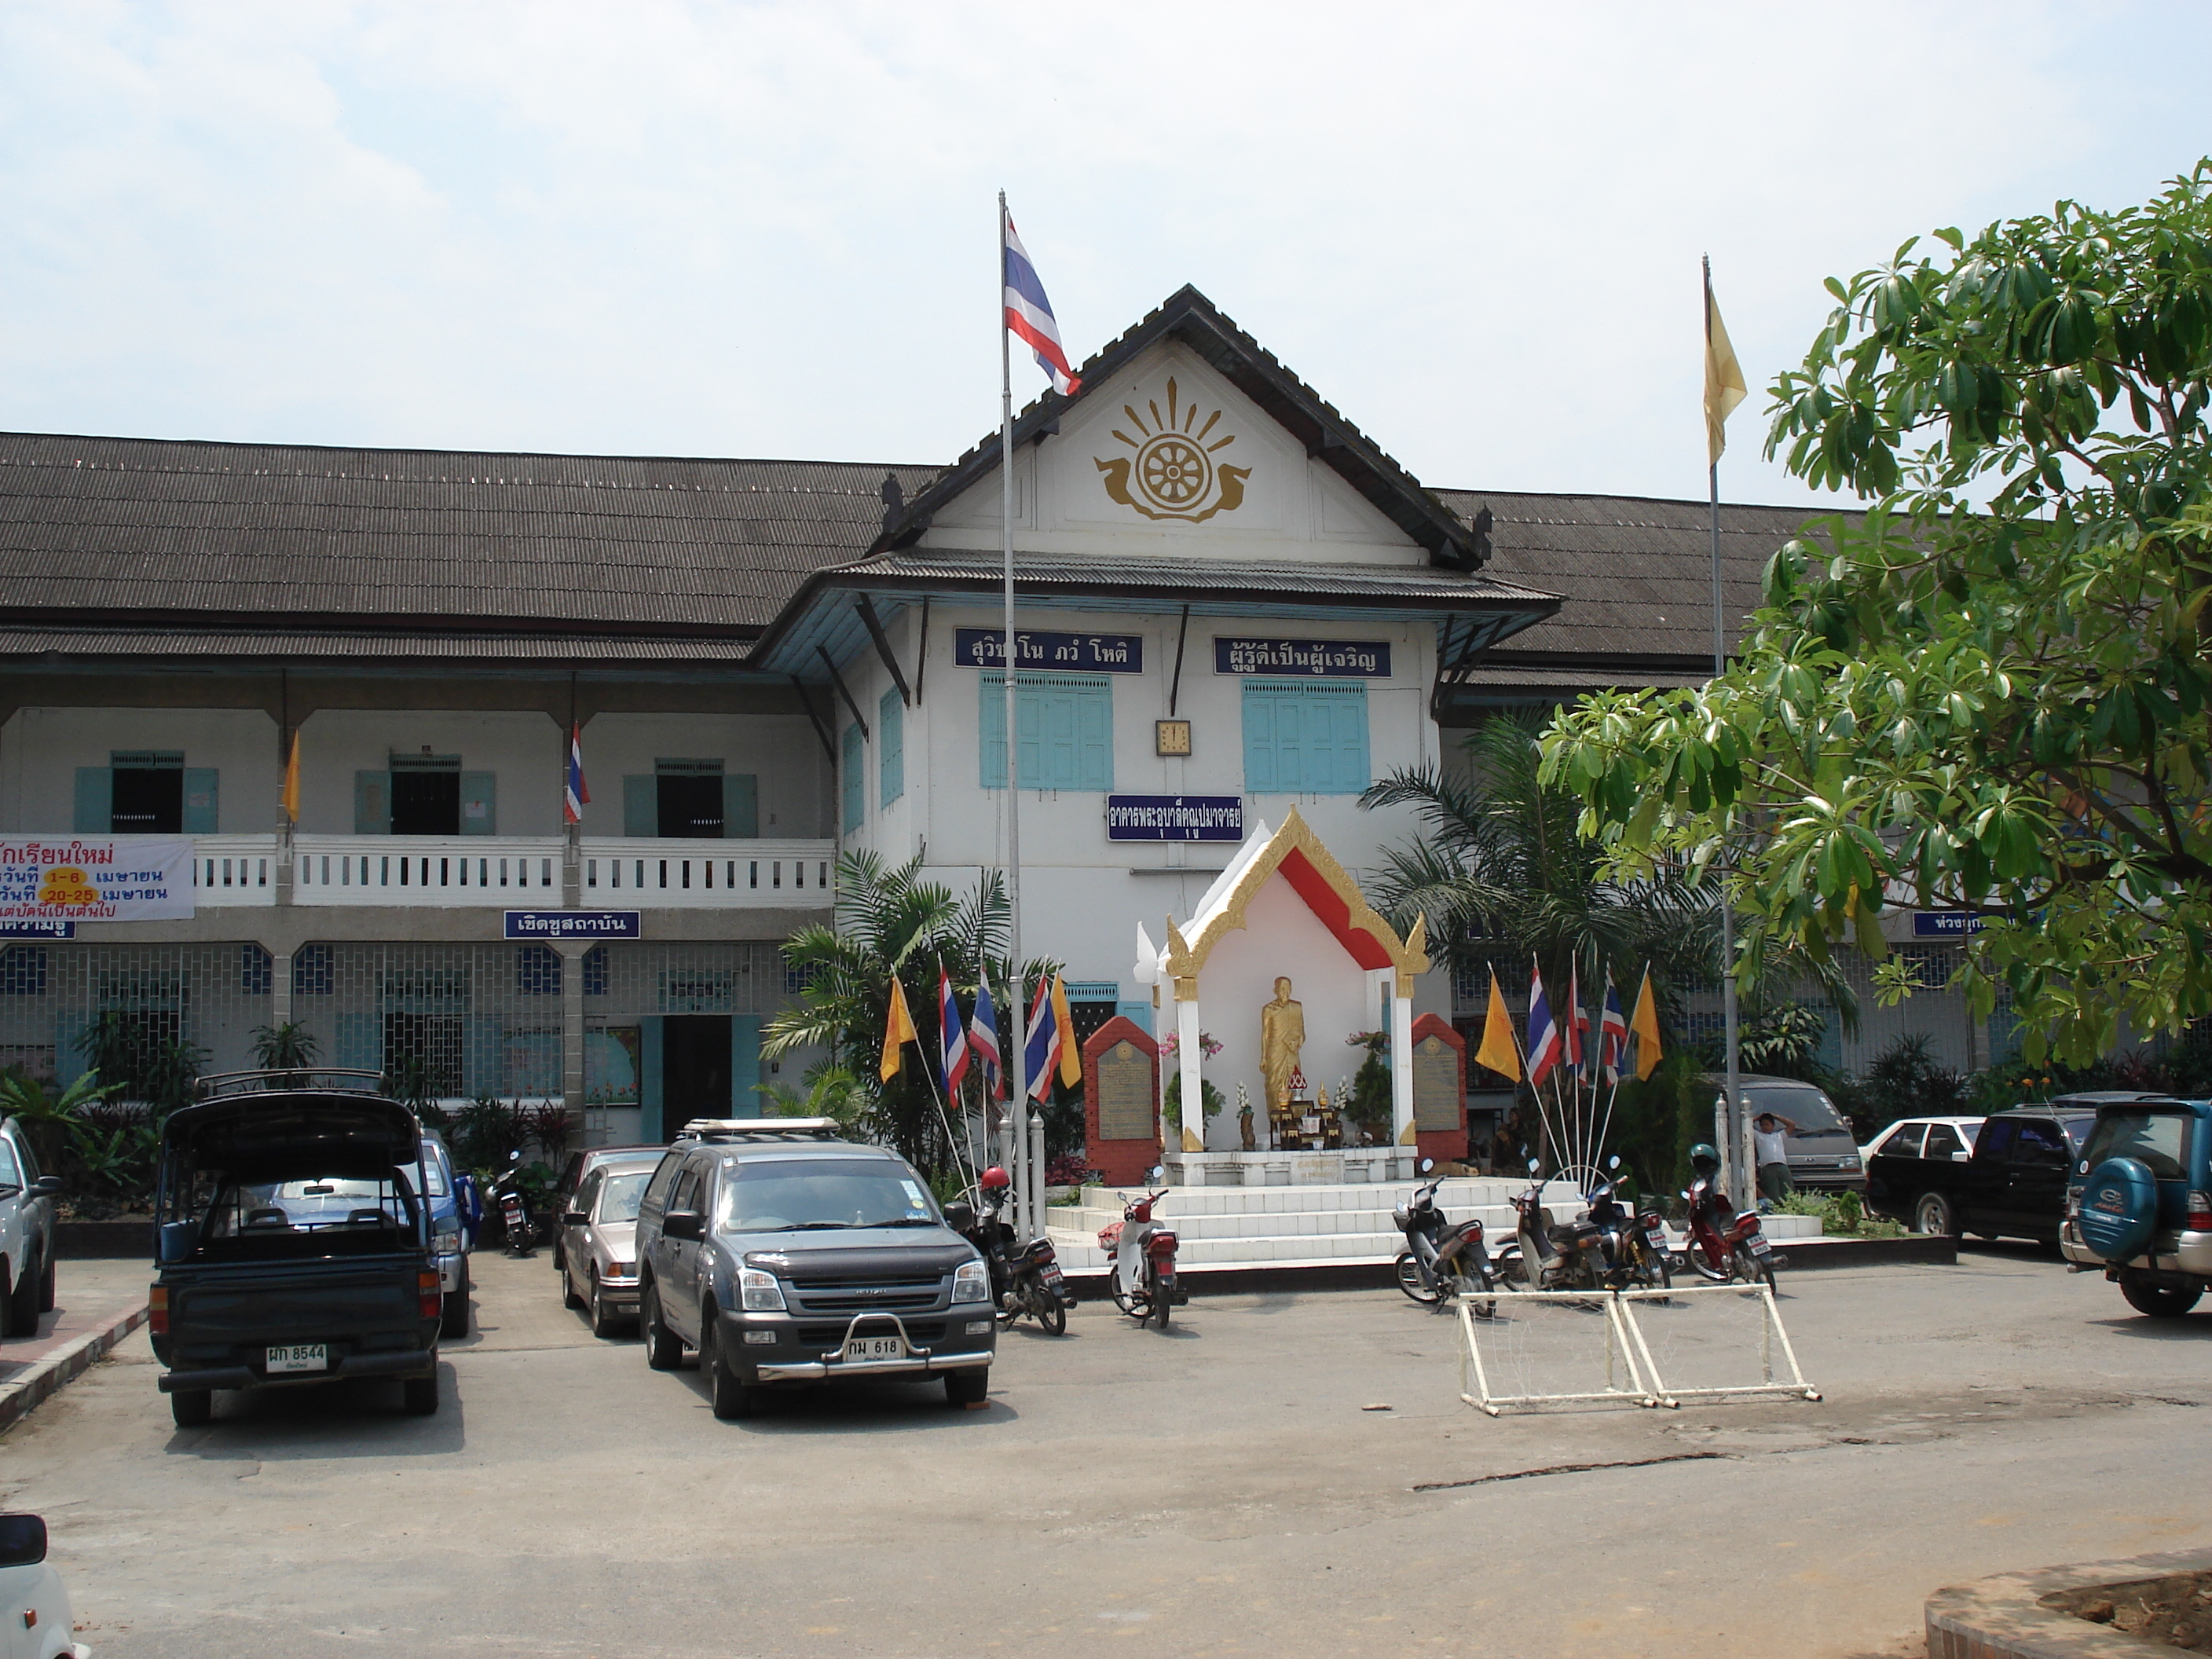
271, 950, 293, 1027
1390, 980, 1415, 1146
558, 940, 588, 1138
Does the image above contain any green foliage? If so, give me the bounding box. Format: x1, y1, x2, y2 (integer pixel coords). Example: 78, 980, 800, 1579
448, 1096, 526, 1175
1161, 1072, 1225, 1130
1544, 163, 2212, 1067
251, 1021, 319, 1080
383, 1054, 438, 1112
1774, 1187, 1906, 1239
1727, 1002, 1830, 1082
1825, 1033, 1969, 1139
1603, 1048, 1711, 1198
1342, 1031, 1393, 1133
756, 1061, 869, 1126
75, 1013, 207, 1113
761, 851, 1060, 1177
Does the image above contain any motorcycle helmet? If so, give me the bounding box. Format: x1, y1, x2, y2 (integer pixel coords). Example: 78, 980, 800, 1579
979, 1166, 1011, 1191
1689, 1142, 1721, 1175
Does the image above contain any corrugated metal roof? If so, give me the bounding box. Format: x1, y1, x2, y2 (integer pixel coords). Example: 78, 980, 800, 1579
0, 627, 759, 663
845, 549, 1556, 604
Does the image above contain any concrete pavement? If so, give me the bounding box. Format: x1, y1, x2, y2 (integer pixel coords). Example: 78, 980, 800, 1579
2, 1245, 2207, 1658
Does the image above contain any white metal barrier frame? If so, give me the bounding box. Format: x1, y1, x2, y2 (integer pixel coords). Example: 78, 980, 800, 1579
1457, 1281, 1820, 1416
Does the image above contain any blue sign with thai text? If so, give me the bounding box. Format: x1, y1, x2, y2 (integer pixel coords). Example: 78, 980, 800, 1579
954, 628, 1143, 672
1912, 913, 1994, 938
1105, 796, 1244, 842
1214, 638, 1391, 677
504, 910, 641, 940
0, 920, 72, 939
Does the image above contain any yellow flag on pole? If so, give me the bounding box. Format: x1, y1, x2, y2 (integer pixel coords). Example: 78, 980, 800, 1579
1704, 266, 1747, 465
1051, 975, 1082, 1086
1473, 968, 1521, 1082
880, 975, 919, 1083
280, 731, 301, 824
1629, 967, 1663, 1081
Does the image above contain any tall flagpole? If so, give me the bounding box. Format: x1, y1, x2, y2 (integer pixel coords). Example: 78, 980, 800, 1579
1706, 254, 1744, 1209
998, 190, 1033, 1242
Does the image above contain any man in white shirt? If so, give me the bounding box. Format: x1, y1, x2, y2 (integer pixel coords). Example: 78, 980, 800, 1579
1752, 1111, 1801, 1206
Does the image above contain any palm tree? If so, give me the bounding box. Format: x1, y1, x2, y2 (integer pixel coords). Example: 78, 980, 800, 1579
761, 851, 1060, 1178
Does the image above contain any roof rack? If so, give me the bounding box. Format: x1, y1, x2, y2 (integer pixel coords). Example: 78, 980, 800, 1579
196, 1068, 394, 1101
675, 1117, 844, 1143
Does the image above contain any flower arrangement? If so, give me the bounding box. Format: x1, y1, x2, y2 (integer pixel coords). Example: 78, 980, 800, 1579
1158, 1029, 1224, 1060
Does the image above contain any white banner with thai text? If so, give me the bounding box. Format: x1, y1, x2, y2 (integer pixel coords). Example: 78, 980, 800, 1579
0, 837, 197, 921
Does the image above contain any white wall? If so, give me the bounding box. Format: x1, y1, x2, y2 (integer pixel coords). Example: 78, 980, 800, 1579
577, 712, 830, 838
298, 709, 561, 834
0, 705, 277, 833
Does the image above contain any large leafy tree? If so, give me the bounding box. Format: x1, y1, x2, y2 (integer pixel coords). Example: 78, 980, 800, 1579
1544, 163, 2212, 1064
761, 851, 1059, 1177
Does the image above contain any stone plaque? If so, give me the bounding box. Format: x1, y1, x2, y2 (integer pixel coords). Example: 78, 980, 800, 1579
1412, 1035, 1460, 1133
1094, 1039, 1156, 1141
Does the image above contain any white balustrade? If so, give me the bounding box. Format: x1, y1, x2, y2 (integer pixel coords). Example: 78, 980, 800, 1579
192, 836, 279, 906
578, 838, 833, 906
291, 836, 560, 906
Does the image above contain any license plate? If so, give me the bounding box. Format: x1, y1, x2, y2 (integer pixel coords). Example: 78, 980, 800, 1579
266, 1343, 327, 1374
1748, 1236, 1772, 1255
840, 1335, 905, 1363
1646, 1226, 1668, 1245
1042, 1266, 1065, 1290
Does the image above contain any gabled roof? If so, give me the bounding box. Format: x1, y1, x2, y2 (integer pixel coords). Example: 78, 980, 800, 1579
877, 285, 1491, 570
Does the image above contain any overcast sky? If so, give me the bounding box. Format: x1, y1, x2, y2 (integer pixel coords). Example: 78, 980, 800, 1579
4, 2, 2209, 508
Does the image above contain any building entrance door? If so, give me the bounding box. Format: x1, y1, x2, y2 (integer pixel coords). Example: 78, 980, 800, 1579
661, 1015, 731, 1136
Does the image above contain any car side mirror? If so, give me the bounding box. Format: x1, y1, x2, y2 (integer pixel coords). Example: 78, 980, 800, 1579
0, 1514, 46, 1567
942, 1201, 975, 1232
562, 1210, 588, 1228
661, 1210, 705, 1243
27, 1175, 61, 1199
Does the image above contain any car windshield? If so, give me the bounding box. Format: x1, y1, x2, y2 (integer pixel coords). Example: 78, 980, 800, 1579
2082, 1111, 2191, 1182
202, 1172, 420, 1237
1743, 1085, 1847, 1133
597, 1171, 650, 1223
716, 1159, 941, 1233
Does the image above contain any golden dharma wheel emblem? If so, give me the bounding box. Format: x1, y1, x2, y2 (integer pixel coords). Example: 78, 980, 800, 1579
1095, 377, 1251, 523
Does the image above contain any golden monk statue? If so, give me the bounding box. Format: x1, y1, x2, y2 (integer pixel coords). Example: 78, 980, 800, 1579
1260, 976, 1306, 1115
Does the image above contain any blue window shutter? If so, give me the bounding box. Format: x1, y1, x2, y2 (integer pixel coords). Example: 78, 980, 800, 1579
181, 767, 219, 833
639, 1016, 665, 1142
730, 1015, 762, 1111
1331, 687, 1369, 792
723, 774, 758, 838
353, 771, 388, 834
979, 676, 1008, 788
1115, 998, 1153, 1037
1241, 686, 1277, 793
72, 768, 112, 833
1078, 684, 1113, 790
623, 776, 656, 837
1241, 682, 1367, 795
878, 690, 904, 807
460, 771, 496, 836
841, 723, 864, 831
1015, 681, 1046, 788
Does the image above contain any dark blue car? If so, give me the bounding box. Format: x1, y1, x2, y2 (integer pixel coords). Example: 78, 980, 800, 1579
2062, 1098, 2211, 1317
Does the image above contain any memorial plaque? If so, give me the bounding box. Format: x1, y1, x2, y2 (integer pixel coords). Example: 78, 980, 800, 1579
1412, 1035, 1461, 1133
1094, 1039, 1156, 1141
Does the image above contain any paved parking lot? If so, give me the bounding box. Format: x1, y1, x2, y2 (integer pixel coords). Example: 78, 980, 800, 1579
4, 1246, 2208, 1659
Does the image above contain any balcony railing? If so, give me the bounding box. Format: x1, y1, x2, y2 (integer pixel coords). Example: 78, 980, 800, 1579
187, 835, 835, 909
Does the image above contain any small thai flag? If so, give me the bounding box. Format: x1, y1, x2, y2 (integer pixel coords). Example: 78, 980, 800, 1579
969, 976, 1004, 1101
1004, 211, 1082, 397
1525, 963, 1562, 1088
939, 961, 970, 1096
1569, 962, 1590, 1081
1599, 975, 1630, 1088
1023, 977, 1060, 1104
563, 723, 589, 825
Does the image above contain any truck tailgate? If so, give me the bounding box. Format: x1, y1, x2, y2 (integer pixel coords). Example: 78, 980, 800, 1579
164, 1258, 430, 1374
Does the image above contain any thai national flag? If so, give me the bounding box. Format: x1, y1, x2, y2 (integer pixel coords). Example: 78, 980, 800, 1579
1598, 975, 1630, 1087
1525, 963, 1563, 1087
563, 723, 590, 825
938, 962, 970, 1095
969, 976, 1004, 1100
1569, 962, 1590, 1081
1004, 211, 1082, 397
1023, 978, 1060, 1104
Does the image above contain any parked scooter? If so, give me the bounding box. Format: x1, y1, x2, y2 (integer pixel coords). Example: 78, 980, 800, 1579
1681, 1141, 1779, 1291
1097, 1168, 1181, 1330
1393, 1158, 1496, 1314
1497, 1159, 1605, 1292
494, 1149, 537, 1258
1583, 1155, 1672, 1291
958, 1166, 1073, 1335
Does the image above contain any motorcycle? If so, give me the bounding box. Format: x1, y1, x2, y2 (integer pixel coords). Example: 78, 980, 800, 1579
494, 1150, 537, 1258
1497, 1159, 1605, 1292
1681, 1168, 1778, 1291
1393, 1158, 1496, 1314
1584, 1155, 1671, 1291
1097, 1168, 1181, 1330
958, 1166, 1072, 1335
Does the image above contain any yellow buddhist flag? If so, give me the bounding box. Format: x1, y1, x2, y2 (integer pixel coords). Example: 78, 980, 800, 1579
1473, 968, 1521, 1082
1051, 975, 1082, 1086
1630, 967, 1663, 1081
280, 730, 301, 824
880, 975, 919, 1084
1704, 262, 1748, 466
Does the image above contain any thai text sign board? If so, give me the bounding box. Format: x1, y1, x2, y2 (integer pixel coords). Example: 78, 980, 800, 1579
0, 838, 194, 922
1214, 638, 1390, 677
0, 921, 73, 939
504, 910, 642, 940
954, 629, 1143, 672
1094, 1040, 1156, 1141
1912, 913, 1994, 937
1105, 796, 1243, 842
1412, 1035, 1461, 1134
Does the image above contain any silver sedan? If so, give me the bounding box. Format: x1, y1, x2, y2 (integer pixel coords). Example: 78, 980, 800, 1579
560, 1154, 662, 1338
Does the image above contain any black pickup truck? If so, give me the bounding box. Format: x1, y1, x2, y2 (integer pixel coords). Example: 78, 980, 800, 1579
1865, 1096, 2163, 1242
151, 1073, 443, 1427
